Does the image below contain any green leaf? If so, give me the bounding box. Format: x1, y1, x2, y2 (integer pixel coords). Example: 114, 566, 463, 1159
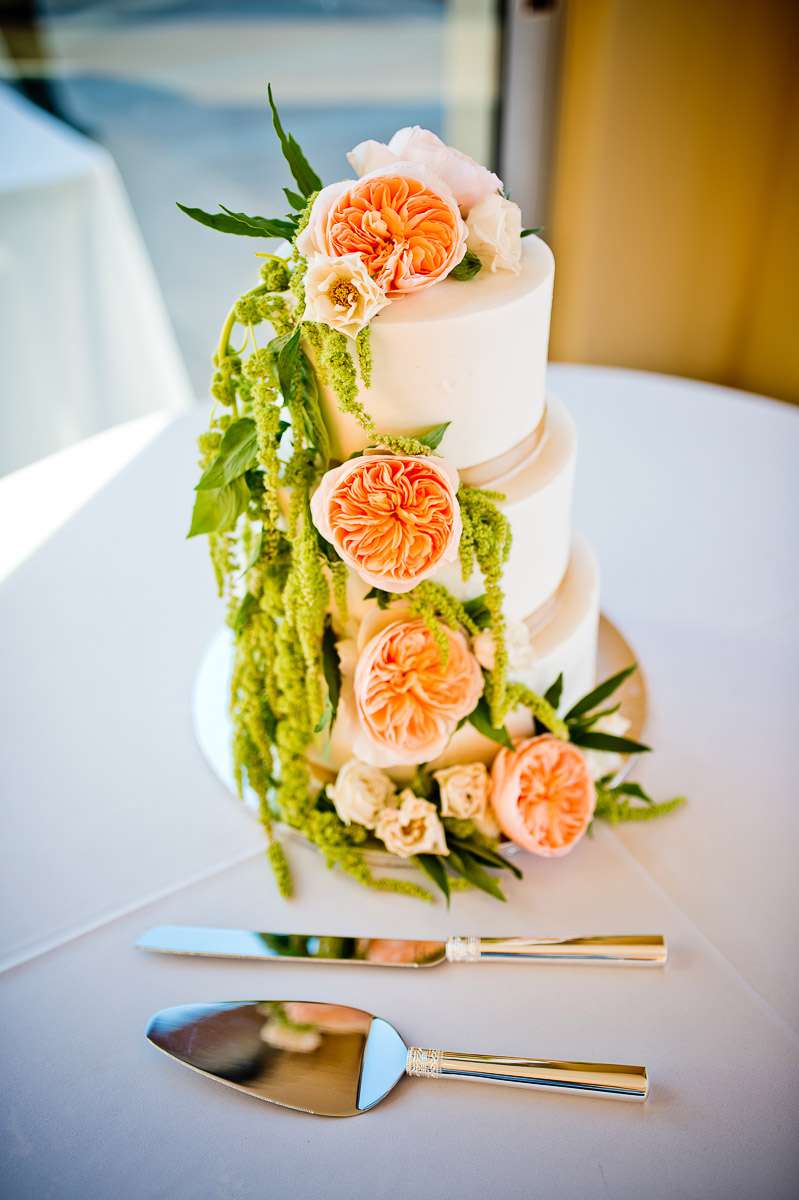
187, 476, 249, 538
196, 418, 258, 490
364, 586, 394, 611
316, 532, 340, 564
568, 729, 651, 754
521, 227, 542, 237
283, 187, 306, 211
564, 664, 637, 720
267, 83, 323, 197
543, 673, 563, 709
233, 591, 258, 636
448, 849, 506, 901
176, 203, 296, 240
468, 697, 514, 750
415, 854, 450, 904
448, 836, 523, 880
239, 527, 263, 578
313, 701, 333, 734
273, 327, 330, 466
573, 702, 621, 729
416, 421, 451, 451
462, 594, 492, 629
321, 619, 341, 724
449, 249, 482, 281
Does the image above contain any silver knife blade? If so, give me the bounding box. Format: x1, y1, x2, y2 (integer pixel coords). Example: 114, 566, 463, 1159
136, 926, 448, 967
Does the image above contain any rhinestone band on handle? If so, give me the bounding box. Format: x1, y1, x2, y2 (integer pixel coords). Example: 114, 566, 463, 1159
406, 1047, 443, 1079
445, 936, 481, 963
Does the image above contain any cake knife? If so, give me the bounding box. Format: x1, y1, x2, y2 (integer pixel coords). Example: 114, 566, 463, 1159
136, 925, 667, 966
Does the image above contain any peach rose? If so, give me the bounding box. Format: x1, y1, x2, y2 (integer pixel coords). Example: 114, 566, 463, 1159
310, 454, 461, 593
296, 162, 467, 296
491, 735, 596, 858
348, 127, 503, 213
353, 618, 484, 767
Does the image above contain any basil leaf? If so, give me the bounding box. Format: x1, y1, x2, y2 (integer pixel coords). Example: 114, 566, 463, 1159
283, 187, 306, 211
468, 697, 514, 749
267, 83, 323, 197
564, 664, 637, 720
364, 586, 394, 610
273, 327, 330, 466
233, 591, 258, 636
568, 729, 651, 755
448, 836, 523, 880
316, 532, 339, 564
177, 203, 296, 240
239, 528, 263, 578
450, 249, 482, 281
521, 227, 542, 237
415, 854, 450, 904
416, 421, 451, 451
448, 849, 506, 901
187, 476, 248, 538
463, 594, 492, 629
321, 619, 341, 724
196, 418, 258, 490
543, 672, 563, 709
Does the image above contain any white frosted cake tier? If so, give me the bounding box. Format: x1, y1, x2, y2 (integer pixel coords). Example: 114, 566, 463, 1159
341, 393, 576, 626
313, 535, 599, 780
311, 236, 554, 470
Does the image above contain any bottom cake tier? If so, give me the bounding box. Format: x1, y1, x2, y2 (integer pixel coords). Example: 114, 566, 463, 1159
309, 534, 599, 782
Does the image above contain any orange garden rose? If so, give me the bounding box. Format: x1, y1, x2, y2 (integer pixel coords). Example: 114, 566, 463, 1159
353, 618, 484, 767
296, 163, 467, 296
310, 453, 461, 593
491, 735, 596, 857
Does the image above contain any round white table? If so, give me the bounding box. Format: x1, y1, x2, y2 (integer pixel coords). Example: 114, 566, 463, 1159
1, 366, 797, 1199
0, 87, 193, 475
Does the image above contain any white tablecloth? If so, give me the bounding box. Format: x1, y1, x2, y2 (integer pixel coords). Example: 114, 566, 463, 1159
0, 87, 193, 474
1, 367, 798, 1198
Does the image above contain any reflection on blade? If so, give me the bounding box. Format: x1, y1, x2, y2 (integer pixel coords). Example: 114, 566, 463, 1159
146, 1001, 391, 1117
136, 926, 447, 966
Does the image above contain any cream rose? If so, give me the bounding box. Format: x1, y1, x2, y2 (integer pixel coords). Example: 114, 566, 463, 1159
348, 126, 502, 213
466, 193, 522, 274
434, 762, 499, 838
580, 713, 631, 781
375, 790, 449, 858
303, 252, 389, 337
473, 619, 536, 674
326, 758, 396, 829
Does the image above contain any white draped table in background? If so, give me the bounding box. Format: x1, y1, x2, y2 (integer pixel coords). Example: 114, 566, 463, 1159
0, 87, 192, 475
1, 367, 797, 1199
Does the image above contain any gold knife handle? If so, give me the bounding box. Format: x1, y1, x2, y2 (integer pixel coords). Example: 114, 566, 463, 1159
445, 935, 667, 965
405, 1047, 648, 1101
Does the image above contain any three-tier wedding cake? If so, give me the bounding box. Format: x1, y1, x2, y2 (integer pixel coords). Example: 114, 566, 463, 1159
186, 92, 680, 902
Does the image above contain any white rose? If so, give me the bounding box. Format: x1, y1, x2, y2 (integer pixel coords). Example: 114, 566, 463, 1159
466, 193, 522, 274
347, 126, 502, 213
375, 790, 449, 858
327, 758, 396, 829
580, 713, 631, 781
434, 763, 499, 838
472, 620, 535, 674
303, 252, 389, 338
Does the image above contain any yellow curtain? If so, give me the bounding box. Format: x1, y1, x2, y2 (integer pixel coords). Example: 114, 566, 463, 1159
548, 0, 799, 403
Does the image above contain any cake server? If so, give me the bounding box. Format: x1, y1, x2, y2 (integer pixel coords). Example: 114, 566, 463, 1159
145, 1000, 649, 1115
136, 925, 667, 966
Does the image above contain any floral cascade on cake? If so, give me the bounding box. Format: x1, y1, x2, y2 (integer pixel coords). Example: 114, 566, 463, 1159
182, 88, 684, 902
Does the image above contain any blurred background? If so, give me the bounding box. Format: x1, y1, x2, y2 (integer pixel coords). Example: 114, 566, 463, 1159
1, 0, 797, 480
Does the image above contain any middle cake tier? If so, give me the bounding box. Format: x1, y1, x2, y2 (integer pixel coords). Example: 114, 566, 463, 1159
341, 392, 576, 627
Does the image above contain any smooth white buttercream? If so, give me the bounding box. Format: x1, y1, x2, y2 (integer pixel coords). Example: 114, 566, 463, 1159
313, 236, 554, 469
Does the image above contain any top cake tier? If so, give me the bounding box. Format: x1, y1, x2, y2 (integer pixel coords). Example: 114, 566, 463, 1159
311, 236, 554, 471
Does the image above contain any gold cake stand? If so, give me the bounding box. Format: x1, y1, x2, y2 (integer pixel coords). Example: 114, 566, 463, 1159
192, 614, 647, 869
